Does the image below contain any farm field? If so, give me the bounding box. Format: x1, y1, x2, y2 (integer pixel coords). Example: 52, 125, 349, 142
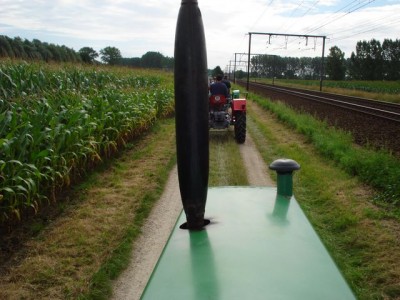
252, 78, 400, 103
0, 61, 174, 224
1, 62, 400, 299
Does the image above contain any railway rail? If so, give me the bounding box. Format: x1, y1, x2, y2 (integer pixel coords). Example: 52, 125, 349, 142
237, 80, 400, 155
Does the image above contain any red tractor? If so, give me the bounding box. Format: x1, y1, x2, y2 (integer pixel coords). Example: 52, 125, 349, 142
208, 89, 246, 144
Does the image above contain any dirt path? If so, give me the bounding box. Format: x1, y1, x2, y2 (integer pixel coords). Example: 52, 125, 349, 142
111, 165, 182, 300
239, 134, 274, 187
111, 133, 274, 299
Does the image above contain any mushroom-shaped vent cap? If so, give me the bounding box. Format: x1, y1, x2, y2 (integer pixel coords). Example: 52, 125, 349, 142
269, 159, 300, 174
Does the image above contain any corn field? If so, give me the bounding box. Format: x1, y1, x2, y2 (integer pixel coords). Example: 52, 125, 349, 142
0, 61, 174, 222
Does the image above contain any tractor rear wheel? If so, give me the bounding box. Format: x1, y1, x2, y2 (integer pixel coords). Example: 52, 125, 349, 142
234, 112, 246, 144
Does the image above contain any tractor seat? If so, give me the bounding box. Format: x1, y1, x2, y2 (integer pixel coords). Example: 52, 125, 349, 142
209, 94, 227, 106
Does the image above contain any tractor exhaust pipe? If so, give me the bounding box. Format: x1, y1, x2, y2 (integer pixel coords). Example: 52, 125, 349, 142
174, 0, 209, 230
269, 159, 300, 198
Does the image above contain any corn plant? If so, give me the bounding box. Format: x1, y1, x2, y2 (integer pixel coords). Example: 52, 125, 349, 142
0, 61, 174, 222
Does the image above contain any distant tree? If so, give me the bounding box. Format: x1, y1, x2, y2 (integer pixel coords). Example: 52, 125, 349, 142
118, 57, 140, 67
369, 39, 384, 79
36, 41, 53, 62
79, 47, 99, 63
255, 55, 268, 77
284, 69, 296, 79
235, 70, 246, 79
162, 56, 174, 69
349, 39, 383, 80
250, 55, 324, 79
141, 51, 163, 68
67, 47, 80, 62
100, 46, 122, 65
348, 52, 359, 80
274, 56, 287, 79
130, 57, 141, 67
326, 46, 346, 80
48, 43, 62, 61
251, 56, 262, 76
24, 39, 42, 60
0, 35, 81, 62
382, 39, 400, 80
311, 57, 323, 80
298, 57, 314, 79
211, 66, 223, 78
10, 37, 27, 58
0, 35, 14, 57
58, 45, 69, 62
288, 57, 300, 77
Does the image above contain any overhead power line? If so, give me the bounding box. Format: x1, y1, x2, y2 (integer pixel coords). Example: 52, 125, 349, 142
275, 0, 377, 52
279, 0, 320, 33
248, 0, 274, 32
303, 0, 376, 35
329, 18, 400, 43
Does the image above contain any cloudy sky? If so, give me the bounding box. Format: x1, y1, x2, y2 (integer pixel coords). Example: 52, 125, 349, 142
1, 0, 399, 70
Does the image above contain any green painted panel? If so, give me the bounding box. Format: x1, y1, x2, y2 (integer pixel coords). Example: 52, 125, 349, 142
141, 187, 355, 300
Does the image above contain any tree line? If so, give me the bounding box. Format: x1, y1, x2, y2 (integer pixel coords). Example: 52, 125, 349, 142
250, 55, 323, 80
0, 36, 81, 62
2, 35, 399, 80
0, 35, 173, 69
248, 38, 400, 81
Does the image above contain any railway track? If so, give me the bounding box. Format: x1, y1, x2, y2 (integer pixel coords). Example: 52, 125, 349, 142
237, 80, 400, 155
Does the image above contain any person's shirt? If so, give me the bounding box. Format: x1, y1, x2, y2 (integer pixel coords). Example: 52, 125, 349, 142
210, 81, 228, 97
222, 79, 231, 90
222, 79, 231, 95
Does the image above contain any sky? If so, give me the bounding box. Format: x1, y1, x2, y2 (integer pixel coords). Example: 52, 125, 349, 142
1, 0, 399, 70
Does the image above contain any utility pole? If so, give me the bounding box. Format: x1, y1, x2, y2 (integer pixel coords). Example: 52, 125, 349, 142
247, 33, 252, 91
234, 53, 247, 84
234, 51, 263, 86
247, 32, 327, 92
320, 36, 326, 92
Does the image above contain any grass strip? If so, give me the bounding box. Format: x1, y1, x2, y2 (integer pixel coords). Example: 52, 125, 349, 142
80, 119, 177, 299
247, 99, 400, 299
209, 129, 248, 186
250, 92, 400, 213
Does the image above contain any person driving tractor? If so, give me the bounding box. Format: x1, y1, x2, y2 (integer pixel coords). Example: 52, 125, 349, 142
209, 74, 228, 97
222, 75, 231, 95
